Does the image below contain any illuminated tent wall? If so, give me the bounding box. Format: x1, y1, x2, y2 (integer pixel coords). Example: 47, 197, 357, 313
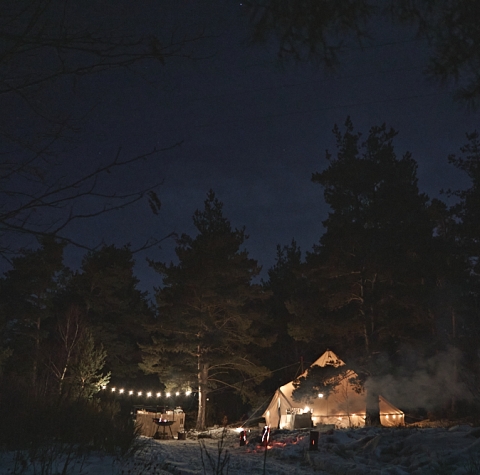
263, 350, 404, 429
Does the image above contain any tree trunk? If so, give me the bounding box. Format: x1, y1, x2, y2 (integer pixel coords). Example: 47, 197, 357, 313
196, 362, 209, 430
33, 315, 41, 391
58, 307, 82, 395
451, 308, 457, 414
365, 386, 381, 426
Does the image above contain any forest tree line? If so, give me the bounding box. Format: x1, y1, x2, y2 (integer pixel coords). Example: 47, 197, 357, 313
1, 119, 480, 429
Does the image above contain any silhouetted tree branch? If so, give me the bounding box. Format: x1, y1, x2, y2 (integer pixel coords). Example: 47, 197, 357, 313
245, 0, 480, 107
0, 143, 181, 259
0, 0, 206, 258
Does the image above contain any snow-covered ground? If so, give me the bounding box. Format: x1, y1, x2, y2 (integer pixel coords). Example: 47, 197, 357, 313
3, 424, 480, 474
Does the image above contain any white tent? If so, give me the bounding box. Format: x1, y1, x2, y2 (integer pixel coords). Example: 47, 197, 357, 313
263, 350, 404, 429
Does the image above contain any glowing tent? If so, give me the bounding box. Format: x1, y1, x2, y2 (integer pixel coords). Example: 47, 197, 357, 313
263, 350, 404, 429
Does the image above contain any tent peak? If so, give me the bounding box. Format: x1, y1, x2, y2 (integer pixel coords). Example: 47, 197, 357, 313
314, 349, 345, 368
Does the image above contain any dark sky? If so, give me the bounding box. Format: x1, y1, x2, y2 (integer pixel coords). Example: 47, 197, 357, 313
24, 1, 478, 294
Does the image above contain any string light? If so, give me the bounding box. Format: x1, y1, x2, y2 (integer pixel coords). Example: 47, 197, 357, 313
101, 383, 194, 398
101, 362, 292, 399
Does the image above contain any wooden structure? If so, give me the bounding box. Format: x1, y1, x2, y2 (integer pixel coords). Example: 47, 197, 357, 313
135, 407, 185, 438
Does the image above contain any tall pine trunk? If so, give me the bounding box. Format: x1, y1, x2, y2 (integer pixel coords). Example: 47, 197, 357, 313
196, 361, 209, 430
32, 315, 41, 392
451, 308, 457, 414
363, 301, 381, 427
365, 386, 381, 426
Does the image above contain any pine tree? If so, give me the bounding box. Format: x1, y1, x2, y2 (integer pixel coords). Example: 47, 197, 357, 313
260, 240, 317, 392
141, 191, 270, 430
289, 119, 435, 425
448, 132, 480, 269
444, 132, 480, 402
72, 245, 152, 380
0, 236, 67, 393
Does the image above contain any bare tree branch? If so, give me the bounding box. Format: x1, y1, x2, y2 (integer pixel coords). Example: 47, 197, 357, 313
0, 0, 206, 257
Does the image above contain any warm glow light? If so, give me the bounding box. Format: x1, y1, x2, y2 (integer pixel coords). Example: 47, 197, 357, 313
318, 393, 324, 398
100, 382, 199, 396
235, 427, 244, 433
304, 406, 310, 413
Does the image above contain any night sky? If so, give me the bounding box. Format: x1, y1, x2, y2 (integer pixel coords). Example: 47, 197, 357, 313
15, 1, 478, 294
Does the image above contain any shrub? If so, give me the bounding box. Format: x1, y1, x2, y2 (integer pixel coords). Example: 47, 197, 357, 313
0, 388, 138, 454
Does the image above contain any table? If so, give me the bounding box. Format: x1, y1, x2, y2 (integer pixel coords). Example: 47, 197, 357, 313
152, 419, 175, 439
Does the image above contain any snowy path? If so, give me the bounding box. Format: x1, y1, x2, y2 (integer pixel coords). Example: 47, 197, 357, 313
131, 431, 315, 475
3, 425, 480, 474
116, 425, 480, 475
